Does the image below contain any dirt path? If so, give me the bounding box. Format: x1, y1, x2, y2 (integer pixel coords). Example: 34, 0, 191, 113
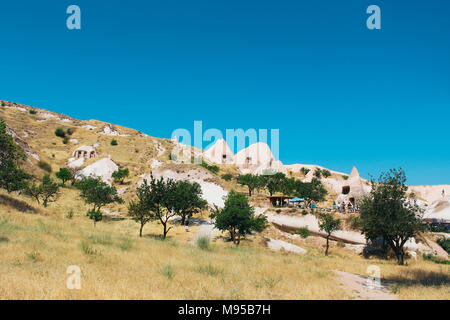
334, 270, 398, 300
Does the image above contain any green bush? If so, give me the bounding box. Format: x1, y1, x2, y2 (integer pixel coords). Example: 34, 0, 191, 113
322, 170, 331, 178
437, 238, 450, 254
66, 128, 73, 136
423, 253, 450, 265
221, 173, 233, 181
29, 109, 37, 115
110, 139, 118, 146
298, 227, 310, 238
62, 136, 69, 144
201, 161, 219, 174
38, 160, 52, 173
54, 128, 66, 138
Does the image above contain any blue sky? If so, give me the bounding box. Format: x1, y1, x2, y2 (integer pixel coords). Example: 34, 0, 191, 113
0, 0, 449, 185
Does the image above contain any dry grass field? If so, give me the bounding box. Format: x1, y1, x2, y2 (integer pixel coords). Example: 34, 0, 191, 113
0, 189, 449, 300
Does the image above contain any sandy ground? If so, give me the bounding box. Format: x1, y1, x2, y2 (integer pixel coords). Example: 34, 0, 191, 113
334, 270, 398, 300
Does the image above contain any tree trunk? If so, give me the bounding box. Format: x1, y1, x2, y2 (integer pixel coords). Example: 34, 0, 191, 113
236, 231, 241, 245
180, 215, 186, 225
163, 222, 167, 239
325, 235, 329, 256
230, 228, 236, 243
139, 224, 143, 237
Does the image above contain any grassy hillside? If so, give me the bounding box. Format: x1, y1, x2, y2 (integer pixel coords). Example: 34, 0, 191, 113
0, 101, 449, 300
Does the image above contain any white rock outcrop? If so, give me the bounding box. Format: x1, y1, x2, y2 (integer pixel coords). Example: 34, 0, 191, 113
75, 158, 118, 183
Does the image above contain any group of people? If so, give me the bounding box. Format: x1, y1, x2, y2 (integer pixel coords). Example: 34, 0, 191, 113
333, 201, 359, 213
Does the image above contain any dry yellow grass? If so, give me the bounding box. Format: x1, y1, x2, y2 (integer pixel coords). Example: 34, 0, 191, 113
0, 189, 449, 300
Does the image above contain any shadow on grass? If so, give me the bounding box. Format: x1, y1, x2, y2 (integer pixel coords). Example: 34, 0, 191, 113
0, 194, 38, 214
386, 268, 450, 288
0, 236, 9, 243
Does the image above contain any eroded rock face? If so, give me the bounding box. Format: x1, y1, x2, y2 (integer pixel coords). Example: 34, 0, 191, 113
5, 126, 40, 161
75, 158, 118, 184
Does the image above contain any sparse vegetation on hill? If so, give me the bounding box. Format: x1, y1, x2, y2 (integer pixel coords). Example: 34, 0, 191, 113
200, 160, 219, 174
0, 102, 448, 300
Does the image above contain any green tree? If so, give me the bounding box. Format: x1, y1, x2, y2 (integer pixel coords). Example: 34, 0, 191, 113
112, 167, 129, 184
314, 168, 322, 179
359, 168, 424, 265
40, 174, 59, 207
214, 191, 268, 245
286, 178, 328, 208
27, 175, 60, 207
237, 174, 259, 196
300, 167, 310, 176
75, 177, 123, 227
128, 189, 153, 237
55, 168, 73, 185
262, 172, 286, 196
319, 213, 341, 256
172, 180, 207, 225
0, 118, 30, 192
322, 169, 331, 178
111, 139, 118, 146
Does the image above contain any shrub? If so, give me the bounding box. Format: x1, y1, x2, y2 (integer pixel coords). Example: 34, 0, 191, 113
110, 139, 118, 146
29, 109, 37, 115
301, 210, 308, 216
54, 128, 66, 138
196, 235, 211, 250
62, 136, 69, 144
437, 238, 450, 254
38, 160, 52, 173
322, 170, 331, 178
343, 175, 349, 180
66, 210, 74, 219
298, 227, 310, 238
201, 161, 219, 174
221, 173, 233, 181
66, 128, 73, 135
135, 148, 139, 153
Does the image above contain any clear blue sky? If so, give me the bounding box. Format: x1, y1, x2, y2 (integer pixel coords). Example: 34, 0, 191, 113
1, 0, 449, 185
